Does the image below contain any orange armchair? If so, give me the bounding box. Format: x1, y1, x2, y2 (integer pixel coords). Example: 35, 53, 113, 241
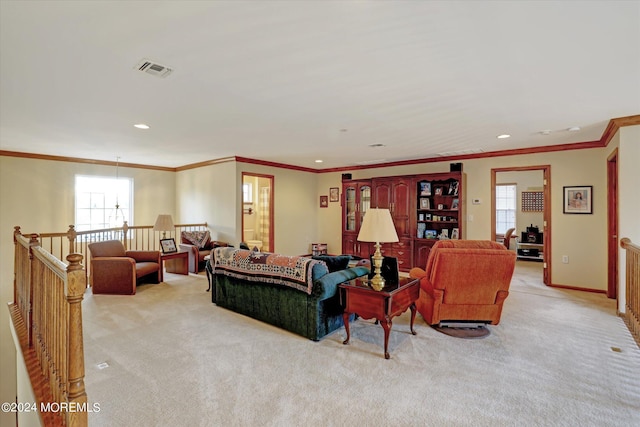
88, 240, 161, 295
409, 240, 516, 326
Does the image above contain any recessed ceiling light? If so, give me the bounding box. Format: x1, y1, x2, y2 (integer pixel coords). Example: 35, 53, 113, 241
567, 126, 581, 132
315, 159, 323, 163
368, 143, 386, 148
540, 130, 552, 135
497, 134, 511, 139
134, 123, 150, 129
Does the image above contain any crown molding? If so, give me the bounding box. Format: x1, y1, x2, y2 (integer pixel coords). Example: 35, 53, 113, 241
2, 115, 638, 173
0, 150, 175, 171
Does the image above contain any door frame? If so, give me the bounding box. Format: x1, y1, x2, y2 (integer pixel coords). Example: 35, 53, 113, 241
491, 165, 551, 285
241, 172, 275, 253
607, 149, 619, 299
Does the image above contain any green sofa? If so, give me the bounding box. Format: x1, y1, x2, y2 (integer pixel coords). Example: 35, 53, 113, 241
212, 248, 369, 341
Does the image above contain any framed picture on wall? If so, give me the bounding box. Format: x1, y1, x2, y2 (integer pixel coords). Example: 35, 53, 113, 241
329, 187, 339, 202
320, 195, 329, 208
563, 186, 592, 214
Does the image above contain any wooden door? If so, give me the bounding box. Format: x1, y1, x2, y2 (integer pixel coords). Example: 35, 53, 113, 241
391, 178, 411, 237
607, 150, 618, 299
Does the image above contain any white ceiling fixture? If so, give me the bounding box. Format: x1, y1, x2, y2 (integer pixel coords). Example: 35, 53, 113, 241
135, 59, 173, 78
567, 127, 581, 132
134, 124, 150, 129
497, 134, 511, 139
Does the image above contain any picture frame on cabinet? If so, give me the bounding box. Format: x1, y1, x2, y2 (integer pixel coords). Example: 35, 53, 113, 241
451, 228, 459, 239
435, 187, 443, 196
448, 181, 459, 196
419, 182, 432, 196
420, 198, 430, 209
451, 198, 459, 210
425, 230, 437, 239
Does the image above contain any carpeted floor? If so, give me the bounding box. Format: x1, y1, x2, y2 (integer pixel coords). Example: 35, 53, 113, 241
81, 261, 640, 427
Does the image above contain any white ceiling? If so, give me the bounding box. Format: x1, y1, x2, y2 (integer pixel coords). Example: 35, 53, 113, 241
1, 1, 639, 170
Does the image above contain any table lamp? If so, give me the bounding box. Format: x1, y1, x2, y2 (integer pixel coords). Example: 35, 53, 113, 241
357, 208, 399, 291
153, 214, 174, 238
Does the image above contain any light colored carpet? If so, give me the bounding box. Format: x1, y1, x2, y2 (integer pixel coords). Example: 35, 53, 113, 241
81, 262, 640, 427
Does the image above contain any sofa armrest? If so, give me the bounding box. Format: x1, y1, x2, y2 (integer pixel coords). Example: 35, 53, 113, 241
90, 257, 136, 294
126, 250, 160, 263
313, 266, 370, 299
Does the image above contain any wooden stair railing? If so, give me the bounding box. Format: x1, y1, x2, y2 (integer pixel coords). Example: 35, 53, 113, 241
620, 237, 640, 347
9, 229, 87, 427
9, 222, 209, 426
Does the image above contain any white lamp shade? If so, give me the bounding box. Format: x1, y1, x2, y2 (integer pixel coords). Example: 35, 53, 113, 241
357, 208, 399, 243
153, 214, 174, 232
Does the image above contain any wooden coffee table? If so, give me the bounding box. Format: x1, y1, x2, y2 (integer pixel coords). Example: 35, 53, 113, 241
339, 276, 420, 359
160, 250, 189, 281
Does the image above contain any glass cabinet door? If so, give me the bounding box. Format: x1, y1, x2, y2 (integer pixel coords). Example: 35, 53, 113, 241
345, 186, 357, 231
359, 185, 371, 228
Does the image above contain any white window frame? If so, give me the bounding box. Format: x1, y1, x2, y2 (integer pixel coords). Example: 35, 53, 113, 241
75, 175, 133, 231
495, 184, 516, 235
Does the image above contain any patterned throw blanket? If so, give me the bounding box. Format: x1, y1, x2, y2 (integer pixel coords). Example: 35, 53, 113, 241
213, 247, 323, 295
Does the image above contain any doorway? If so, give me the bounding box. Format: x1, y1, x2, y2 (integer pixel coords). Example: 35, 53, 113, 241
607, 149, 618, 299
492, 166, 551, 285
241, 173, 274, 252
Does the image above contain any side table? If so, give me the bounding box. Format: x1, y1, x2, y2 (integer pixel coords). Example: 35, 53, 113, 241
339, 276, 420, 359
160, 251, 189, 282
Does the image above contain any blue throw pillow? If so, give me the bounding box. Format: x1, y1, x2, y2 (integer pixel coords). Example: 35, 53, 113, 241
312, 255, 351, 273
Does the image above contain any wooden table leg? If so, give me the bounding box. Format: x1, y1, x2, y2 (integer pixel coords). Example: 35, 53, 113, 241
380, 317, 392, 359
409, 302, 417, 335
342, 312, 351, 345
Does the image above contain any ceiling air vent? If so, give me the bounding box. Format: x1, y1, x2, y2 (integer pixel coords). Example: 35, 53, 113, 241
135, 59, 173, 78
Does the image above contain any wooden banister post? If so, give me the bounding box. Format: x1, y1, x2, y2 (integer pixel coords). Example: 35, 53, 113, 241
67, 224, 77, 255
122, 221, 129, 251
65, 253, 88, 427
13, 226, 21, 305
27, 233, 40, 347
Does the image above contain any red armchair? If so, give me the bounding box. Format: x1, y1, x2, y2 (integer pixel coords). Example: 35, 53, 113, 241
409, 240, 516, 326
88, 240, 161, 295
179, 230, 228, 273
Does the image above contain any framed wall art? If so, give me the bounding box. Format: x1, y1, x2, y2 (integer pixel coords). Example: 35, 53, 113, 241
522, 191, 543, 212
563, 186, 592, 214
329, 187, 339, 202
320, 195, 329, 208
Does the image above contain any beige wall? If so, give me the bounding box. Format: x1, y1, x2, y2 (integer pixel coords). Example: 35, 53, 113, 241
175, 160, 237, 243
